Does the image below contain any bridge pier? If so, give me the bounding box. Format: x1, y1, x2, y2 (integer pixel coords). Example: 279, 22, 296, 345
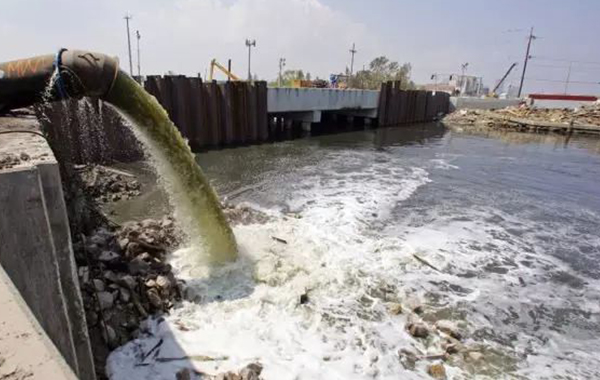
267, 88, 378, 134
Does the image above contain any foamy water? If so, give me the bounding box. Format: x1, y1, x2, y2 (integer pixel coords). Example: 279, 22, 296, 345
107, 125, 600, 379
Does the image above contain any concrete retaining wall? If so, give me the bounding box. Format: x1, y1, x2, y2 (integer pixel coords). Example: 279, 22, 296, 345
0, 114, 96, 379
0, 265, 78, 379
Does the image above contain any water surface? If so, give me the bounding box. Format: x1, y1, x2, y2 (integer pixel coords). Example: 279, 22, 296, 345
108, 124, 600, 379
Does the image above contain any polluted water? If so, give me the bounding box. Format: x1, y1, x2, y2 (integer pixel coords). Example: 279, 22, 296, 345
82, 72, 600, 379
106, 123, 600, 379
104, 71, 237, 263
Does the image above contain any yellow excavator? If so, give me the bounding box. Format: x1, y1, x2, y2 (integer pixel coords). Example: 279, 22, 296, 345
208, 59, 240, 81
489, 62, 517, 98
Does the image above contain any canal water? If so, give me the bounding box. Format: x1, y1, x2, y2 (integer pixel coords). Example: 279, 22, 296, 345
107, 124, 600, 379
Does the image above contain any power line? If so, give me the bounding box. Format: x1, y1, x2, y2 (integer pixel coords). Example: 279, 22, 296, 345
526, 77, 600, 85
532, 56, 600, 66
529, 63, 600, 74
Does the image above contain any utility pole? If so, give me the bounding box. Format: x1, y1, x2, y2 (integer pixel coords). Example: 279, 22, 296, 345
460, 63, 469, 95
278, 57, 286, 87
135, 30, 141, 79
245, 39, 256, 81
349, 43, 357, 76
124, 13, 133, 76
518, 27, 536, 98
431, 74, 438, 92
564, 61, 572, 94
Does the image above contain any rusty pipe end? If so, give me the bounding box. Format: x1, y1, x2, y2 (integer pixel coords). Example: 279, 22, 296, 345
0, 49, 121, 113
59, 50, 120, 99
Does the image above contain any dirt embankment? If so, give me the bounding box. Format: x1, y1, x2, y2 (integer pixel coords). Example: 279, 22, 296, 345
444, 103, 600, 135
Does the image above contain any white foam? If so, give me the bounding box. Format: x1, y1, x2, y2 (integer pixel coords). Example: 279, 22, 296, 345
107, 152, 433, 379
107, 145, 600, 379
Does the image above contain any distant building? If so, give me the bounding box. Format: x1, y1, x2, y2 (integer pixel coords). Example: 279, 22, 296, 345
449, 75, 483, 96
423, 74, 484, 96
421, 84, 456, 94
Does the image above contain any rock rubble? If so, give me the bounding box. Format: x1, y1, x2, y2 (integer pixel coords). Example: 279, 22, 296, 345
74, 216, 181, 376
444, 103, 600, 134
77, 164, 141, 203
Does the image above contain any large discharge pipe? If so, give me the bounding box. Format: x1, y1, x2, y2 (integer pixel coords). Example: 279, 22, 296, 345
0, 49, 119, 113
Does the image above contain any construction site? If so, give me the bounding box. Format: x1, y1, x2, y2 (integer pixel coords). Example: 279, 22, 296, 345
1, 1, 600, 380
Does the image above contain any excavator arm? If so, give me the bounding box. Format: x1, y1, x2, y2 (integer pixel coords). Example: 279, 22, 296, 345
208, 59, 240, 81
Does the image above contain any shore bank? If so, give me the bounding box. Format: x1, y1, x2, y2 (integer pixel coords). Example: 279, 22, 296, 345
444, 103, 600, 135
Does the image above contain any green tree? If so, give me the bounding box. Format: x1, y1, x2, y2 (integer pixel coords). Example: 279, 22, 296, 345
349, 56, 414, 90
269, 69, 313, 87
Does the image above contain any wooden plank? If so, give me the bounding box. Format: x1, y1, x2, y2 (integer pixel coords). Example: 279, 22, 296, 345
156, 76, 174, 121
236, 82, 247, 144
256, 81, 269, 141
388, 85, 398, 125
247, 83, 258, 142
417, 91, 427, 122
407, 91, 414, 123
143, 76, 161, 99
425, 92, 434, 121
378, 82, 389, 126
188, 77, 204, 149
170, 76, 191, 139
206, 81, 221, 146
392, 81, 402, 125
399, 91, 407, 124
220, 82, 234, 145
229, 82, 241, 144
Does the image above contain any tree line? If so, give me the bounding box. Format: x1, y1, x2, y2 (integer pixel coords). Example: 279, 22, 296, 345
270, 56, 415, 90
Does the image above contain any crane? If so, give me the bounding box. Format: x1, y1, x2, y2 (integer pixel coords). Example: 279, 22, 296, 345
491, 62, 518, 97
208, 59, 240, 81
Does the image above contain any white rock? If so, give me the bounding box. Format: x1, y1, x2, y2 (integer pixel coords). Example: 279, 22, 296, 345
156, 275, 170, 289
91, 279, 105, 292
98, 251, 120, 262
119, 288, 131, 303
97, 291, 114, 310
435, 320, 463, 340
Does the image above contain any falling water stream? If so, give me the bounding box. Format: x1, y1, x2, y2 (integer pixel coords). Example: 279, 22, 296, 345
103, 71, 237, 263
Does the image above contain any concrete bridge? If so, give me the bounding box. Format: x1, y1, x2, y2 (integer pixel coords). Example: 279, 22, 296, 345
267, 87, 379, 130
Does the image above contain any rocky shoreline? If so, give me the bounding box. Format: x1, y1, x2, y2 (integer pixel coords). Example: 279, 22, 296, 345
66, 164, 270, 379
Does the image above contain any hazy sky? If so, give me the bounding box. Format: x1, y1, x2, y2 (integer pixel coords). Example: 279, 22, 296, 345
2, 0, 599, 94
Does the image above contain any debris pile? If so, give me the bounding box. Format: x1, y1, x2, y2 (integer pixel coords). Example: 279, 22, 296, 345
77, 165, 141, 203
444, 103, 600, 135
74, 217, 182, 372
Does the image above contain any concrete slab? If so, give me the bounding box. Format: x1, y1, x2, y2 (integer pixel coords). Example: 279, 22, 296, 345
268, 88, 379, 114
0, 265, 77, 379
0, 115, 96, 379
